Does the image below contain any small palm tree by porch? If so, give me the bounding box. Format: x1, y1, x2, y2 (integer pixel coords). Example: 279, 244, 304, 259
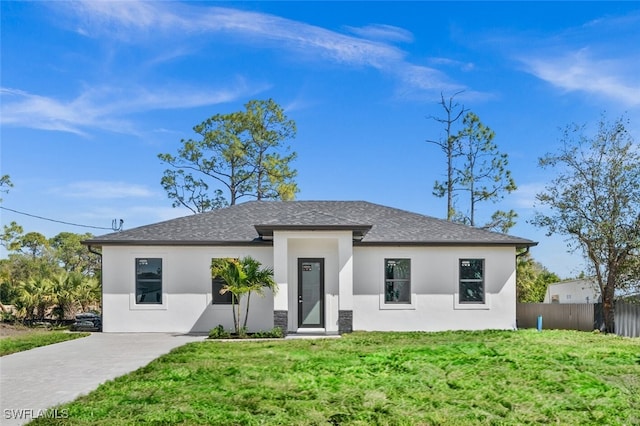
211, 256, 277, 335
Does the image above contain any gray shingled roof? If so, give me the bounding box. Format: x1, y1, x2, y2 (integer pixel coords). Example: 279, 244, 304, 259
84, 201, 537, 248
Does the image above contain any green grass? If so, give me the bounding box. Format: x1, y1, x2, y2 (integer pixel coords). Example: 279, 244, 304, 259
0, 329, 90, 356
31, 330, 640, 425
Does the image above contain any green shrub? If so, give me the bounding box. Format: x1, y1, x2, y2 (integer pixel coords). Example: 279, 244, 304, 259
252, 327, 284, 338
208, 324, 230, 339
1, 311, 16, 322
208, 325, 284, 339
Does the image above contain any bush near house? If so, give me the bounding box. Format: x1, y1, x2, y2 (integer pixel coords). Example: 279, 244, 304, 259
208, 324, 284, 339
210, 256, 277, 336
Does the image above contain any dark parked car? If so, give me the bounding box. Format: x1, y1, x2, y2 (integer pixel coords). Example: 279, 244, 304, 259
71, 312, 102, 332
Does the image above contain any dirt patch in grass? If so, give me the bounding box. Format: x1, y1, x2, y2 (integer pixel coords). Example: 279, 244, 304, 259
0, 322, 39, 339
0, 324, 90, 356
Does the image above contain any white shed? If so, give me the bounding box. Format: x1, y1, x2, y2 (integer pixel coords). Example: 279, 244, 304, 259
543, 279, 601, 304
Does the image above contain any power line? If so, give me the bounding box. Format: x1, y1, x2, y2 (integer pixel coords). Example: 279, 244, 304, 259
0, 206, 122, 231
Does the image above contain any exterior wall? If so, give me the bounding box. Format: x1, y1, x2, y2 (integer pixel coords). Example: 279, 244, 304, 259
352, 246, 517, 331
543, 279, 600, 304
101, 245, 274, 333
102, 242, 518, 333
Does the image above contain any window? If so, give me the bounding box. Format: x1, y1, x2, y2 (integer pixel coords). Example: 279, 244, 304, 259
211, 258, 238, 305
385, 259, 411, 303
136, 258, 162, 304
459, 259, 484, 303
212, 277, 234, 304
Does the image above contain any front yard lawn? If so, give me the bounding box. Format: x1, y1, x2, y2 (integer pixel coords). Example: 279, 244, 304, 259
31, 330, 640, 425
0, 326, 90, 356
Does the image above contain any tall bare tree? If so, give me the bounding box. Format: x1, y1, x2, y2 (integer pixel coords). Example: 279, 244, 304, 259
427, 92, 467, 220
533, 115, 640, 332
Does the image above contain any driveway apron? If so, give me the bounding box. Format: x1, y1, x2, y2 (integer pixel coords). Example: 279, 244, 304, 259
0, 332, 206, 425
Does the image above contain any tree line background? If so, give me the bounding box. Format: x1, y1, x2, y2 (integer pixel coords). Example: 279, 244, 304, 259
0, 218, 101, 321
1, 97, 638, 332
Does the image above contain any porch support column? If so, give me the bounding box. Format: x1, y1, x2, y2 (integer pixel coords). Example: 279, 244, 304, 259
272, 232, 289, 334
338, 234, 354, 334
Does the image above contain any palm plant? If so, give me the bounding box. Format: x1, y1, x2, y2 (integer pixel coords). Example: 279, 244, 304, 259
240, 256, 276, 330
211, 256, 277, 335
16, 276, 54, 320
74, 274, 101, 313
14, 281, 37, 320
51, 271, 77, 320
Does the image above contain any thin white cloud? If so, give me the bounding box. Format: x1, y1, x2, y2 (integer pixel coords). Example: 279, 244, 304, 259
428, 57, 475, 72
345, 24, 414, 43
520, 48, 640, 107
0, 88, 87, 136
62, 2, 405, 67
7, 1, 473, 136
53, 181, 156, 199
65, 1, 184, 38
397, 64, 458, 92
514, 12, 640, 108
60, 1, 460, 89
511, 182, 546, 210
0, 81, 264, 136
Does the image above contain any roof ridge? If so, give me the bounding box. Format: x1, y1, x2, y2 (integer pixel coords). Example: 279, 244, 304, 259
84, 199, 537, 248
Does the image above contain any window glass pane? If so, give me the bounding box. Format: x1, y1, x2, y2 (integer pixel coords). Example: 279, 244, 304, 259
385, 259, 410, 280
459, 259, 484, 303
460, 259, 483, 280
212, 278, 233, 304
460, 281, 484, 303
211, 258, 237, 304
384, 259, 411, 303
386, 281, 411, 303
137, 258, 161, 280
136, 258, 162, 304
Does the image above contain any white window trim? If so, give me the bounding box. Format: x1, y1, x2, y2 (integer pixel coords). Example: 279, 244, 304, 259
210, 277, 234, 308
210, 258, 238, 309
454, 292, 491, 310
129, 255, 168, 311
207, 290, 235, 310
379, 258, 416, 310
379, 292, 417, 310
129, 293, 169, 310
454, 257, 490, 310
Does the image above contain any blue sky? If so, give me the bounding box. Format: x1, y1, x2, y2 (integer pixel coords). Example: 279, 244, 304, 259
2, 1, 639, 278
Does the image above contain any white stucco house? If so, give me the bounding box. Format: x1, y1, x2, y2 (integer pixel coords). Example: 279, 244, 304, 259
83, 201, 537, 334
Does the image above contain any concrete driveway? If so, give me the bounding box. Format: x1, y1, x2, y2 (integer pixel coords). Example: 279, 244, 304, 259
0, 332, 206, 425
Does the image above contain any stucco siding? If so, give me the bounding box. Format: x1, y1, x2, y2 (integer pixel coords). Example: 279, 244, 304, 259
101, 246, 274, 333
352, 246, 517, 331
101, 243, 518, 333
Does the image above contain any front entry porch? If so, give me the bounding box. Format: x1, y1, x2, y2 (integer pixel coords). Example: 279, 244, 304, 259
270, 230, 356, 335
